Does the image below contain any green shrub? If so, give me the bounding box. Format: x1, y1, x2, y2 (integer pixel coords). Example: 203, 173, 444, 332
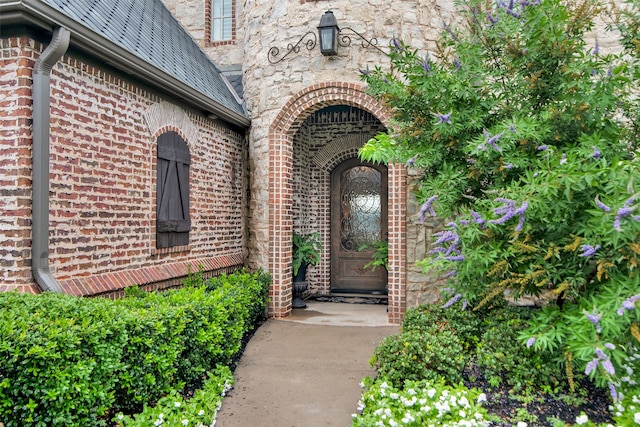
476, 306, 566, 395
0, 292, 126, 427
115, 365, 234, 427
111, 296, 187, 412
371, 328, 466, 386
0, 269, 271, 426
402, 303, 483, 353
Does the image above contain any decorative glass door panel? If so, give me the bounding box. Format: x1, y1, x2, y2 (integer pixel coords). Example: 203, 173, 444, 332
331, 158, 387, 293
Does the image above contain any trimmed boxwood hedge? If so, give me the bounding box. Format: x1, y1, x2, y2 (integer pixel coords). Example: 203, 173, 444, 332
0, 269, 270, 427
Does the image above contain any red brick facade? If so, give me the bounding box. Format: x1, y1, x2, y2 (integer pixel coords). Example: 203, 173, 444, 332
0, 36, 247, 295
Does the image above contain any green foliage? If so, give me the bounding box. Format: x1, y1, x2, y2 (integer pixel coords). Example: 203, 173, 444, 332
292, 231, 322, 276
0, 293, 125, 426
358, 240, 389, 271
401, 301, 483, 352
371, 329, 467, 386
115, 365, 233, 427
476, 307, 566, 395
352, 377, 497, 426
359, 0, 640, 395
0, 270, 270, 426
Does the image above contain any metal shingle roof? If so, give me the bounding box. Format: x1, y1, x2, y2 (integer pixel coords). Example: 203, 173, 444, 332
41, 0, 246, 119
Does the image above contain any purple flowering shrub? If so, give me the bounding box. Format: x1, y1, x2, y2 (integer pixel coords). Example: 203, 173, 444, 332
360, 0, 640, 403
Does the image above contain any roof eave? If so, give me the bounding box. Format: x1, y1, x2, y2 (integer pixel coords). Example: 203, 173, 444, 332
0, 0, 250, 128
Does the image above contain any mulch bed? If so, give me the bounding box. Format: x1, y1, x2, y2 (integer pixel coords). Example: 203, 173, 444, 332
463, 365, 614, 426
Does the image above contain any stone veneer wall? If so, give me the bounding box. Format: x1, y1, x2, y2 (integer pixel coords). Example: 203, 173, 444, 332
0, 36, 247, 295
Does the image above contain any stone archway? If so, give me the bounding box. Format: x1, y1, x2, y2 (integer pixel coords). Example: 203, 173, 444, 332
267, 82, 406, 324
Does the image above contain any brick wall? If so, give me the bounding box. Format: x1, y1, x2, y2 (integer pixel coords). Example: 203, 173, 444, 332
0, 37, 38, 293
0, 36, 247, 295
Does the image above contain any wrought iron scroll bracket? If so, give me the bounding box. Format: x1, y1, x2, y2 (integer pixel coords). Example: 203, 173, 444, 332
268, 31, 317, 64
338, 27, 387, 55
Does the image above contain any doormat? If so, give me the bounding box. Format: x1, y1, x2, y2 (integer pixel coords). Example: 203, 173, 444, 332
310, 295, 388, 305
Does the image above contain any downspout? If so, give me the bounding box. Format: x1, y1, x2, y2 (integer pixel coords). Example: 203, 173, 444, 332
31, 26, 70, 292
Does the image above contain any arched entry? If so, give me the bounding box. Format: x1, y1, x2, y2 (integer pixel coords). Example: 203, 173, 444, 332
331, 158, 387, 293
267, 82, 406, 323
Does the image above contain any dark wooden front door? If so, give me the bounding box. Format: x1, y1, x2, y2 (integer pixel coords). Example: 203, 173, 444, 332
330, 158, 388, 293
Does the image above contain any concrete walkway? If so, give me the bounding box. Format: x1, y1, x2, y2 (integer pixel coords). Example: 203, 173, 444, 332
215, 301, 399, 427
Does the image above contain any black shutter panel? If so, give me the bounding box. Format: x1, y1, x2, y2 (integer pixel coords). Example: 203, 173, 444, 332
157, 132, 190, 248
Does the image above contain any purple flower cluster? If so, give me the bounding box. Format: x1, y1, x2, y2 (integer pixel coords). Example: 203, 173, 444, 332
479, 130, 503, 152
406, 156, 416, 167
391, 38, 404, 52
470, 210, 485, 226
418, 195, 438, 223
430, 229, 463, 262
419, 55, 431, 74
434, 112, 452, 124
597, 195, 640, 231
560, 153, 567, 165
526, 337, 536, 348
617, 294, 640, 315
595, 196, 610, 212
579, 244, 600, 258
488, 198, 528, 231
585, 346, 615, 376
442, 293, 462, 308
584, 309, 602, 333
592, 146, 601, 160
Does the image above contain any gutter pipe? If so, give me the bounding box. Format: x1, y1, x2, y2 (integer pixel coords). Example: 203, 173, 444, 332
31, 26, 70, 293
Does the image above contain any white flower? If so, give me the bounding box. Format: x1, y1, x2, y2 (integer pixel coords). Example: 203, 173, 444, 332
517, 422, 527, 427
634, 412, 640, 424
576, 414, 589, 425
174, 401, 181, 407
182, 420, 189, 426
459, 396, 470, 408
117, 414, 124, 420
390, 392, 399, 399
459, 410, 466, 418
158, 413, 164, 419
427, 388, 437, 398
197, 410, 205, 416
477, 393, 487, 403
154, 420, 163, 426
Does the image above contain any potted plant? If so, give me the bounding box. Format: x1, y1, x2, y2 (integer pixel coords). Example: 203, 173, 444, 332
292, 231, 322, 309
292, 231, 322, 281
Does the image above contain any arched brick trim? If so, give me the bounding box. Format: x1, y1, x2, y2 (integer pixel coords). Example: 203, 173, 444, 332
271, 82, 391, 135
144, 101, 199, 145
312, 134, 371, 170
267, 82, 405, 323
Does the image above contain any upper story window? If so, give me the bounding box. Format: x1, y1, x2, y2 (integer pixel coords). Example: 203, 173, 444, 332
211, 0, 233, 41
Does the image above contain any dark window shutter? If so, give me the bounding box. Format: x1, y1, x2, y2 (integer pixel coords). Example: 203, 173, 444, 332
157, 131, 191, 248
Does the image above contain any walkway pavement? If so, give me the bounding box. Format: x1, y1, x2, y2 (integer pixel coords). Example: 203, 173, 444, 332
215, 301, 399, 427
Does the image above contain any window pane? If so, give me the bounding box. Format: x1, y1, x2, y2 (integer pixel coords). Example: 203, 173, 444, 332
223, 18, 232, 39
211, 0, 232, 41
